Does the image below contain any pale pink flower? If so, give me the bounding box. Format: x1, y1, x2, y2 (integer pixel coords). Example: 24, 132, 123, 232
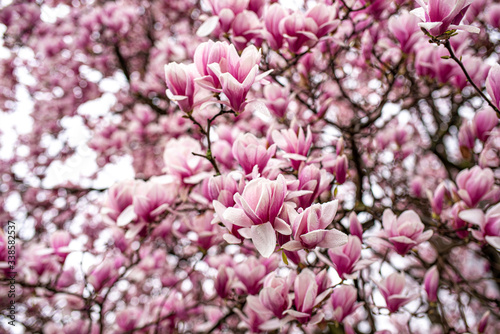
272, 126, 313, 170
280, 12, 318, 54
132, 180, 178, 223
411, 0, 479, 37
486, 64, 500, 111
194, 40, 230, 91
375, 272, 417, 312
202, 174, 239, 207
205, 0, 249, 33
259, 273, 293, 318
486, 4, 500, 29
103, 180, 135, 221
285, 268, 329, 324
474, 108, 498, 142
305, 3, 339, 38
163, 136, 212, 183
164, 62, 199, 113
264, 3, 287, 50
334, 155, 348, 184
207, 44, 271, 112
330, 285, 362, 323
282, 200, 348, 251
458, 120, 476, 151
456, 166, 494, 208
218, 175, 290, 257
424, 265, 439, 303
327, 236, 362, 279
349, 212, 364, 241
232, 10, 262, 51
382, 209, 433, 255
49, 230, 72, 262
232, 133, 276, 175
263, 84, 290, 119
389, 10, 423, 54
459, 202, 500, 249
214, 265, 235, 299
116, 308, 142, 331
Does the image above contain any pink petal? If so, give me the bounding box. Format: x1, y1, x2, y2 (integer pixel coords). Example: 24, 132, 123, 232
251, 222, 277, 258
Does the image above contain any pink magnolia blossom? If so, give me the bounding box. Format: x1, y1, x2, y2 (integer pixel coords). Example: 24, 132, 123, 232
164, 62, 199, 113
218, 175, 290, 257
330, 285, 362, 323
282, 200, 348, 251
327, 236, 362, 279
116, 308, 142, 331
272, 126, 313, 170
459, 203, 500, 249
49, 231, 72, 262
232, 10, 262, 51
132, 180, 178, 223
194, 40, 230, 91
279, 12, 318, 54
456, 166, 494, 208
388, 10, 423, 54
474, 108, 498, 142
478, 310, 490, 333
486, 64, 500, 110
103, 180, 135, 221
263, 84, 290, 119
285, 268, 329, 324
214, 265, 235, 299
208, 44, 271, 112
349, 212, 364, 241
264, 3, 287, 50
305, 3, 339, 38
258, 273, 293, 318
202, 174, 239, 207
375, 272, 417, 312
411, 0, 479, 37
334, 155, 348, 184
232, 133, 276, 175
382, 209, 433, 255
486, 4, 500, 29
204, 0, 249, 33
424, 265, 439, 303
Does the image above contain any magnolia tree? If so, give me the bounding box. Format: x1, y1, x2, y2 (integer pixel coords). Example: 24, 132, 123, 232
1, 0, 500, 333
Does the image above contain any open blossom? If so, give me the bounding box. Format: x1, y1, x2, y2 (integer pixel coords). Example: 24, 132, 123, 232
382, 209, 433, 255
456, 166, 494, 208
330, 285, 362, 323
204, 0, 248, 33
194, 40, 230, 91
411, 0, 480, 37
207, 44, 271, 112
282, 200, 348, 251
389, 10, 423, 54
280, 12, 318, 54
486, 64, 500, 110
305, 3, 339, 38
232, 133, 276, 175
103, 180, 135, 221
264, 3, 287, 50
375, 272, 417, 312
272, 126, 313, 170
218, 175, 290, 257
474, 108, 498, 142
327, 236, 362, 279
459, 203, 500, 249
258, 273, 293, 319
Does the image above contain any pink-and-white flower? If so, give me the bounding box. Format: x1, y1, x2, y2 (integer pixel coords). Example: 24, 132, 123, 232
330, 285, 362, 323
424, 265, 439, 303
272, 126, 313, 170
459, 202, 500, 249
282, 200, 348, 251
232, 133, 276, 175
411, 0, 480, 37
456, 166, 495, 208
382, 209, 433, 255
375, 272, 417, 312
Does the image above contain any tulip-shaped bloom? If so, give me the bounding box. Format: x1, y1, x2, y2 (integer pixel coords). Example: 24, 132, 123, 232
305, 3, 339, 38
282, 200, 348, 251
382, 209, 433, 255
272, 126, 313, 170
263, 84, 290, 119
220, 175, 290, 257
132, 181, 178, 223
458, 120, 476, 156
279, 12, 318, 53
88, 257, 123, 292
331, 285, 362, 323
451, 202, 470, 238
194, 40, 230, 91
258, 273, 293, 318
334, 155, 348, 184
375, 272, 417, 313
116, 308, 142, 331
456, 166, 494, 208
103, 180, 136, 221
459, 203, 500, 249
232, 11, 262, 51
296, 164, 328, 208
163, 136, 212, 183
486, 63, 500, 110
388, 10, 423, 54
205, 0, 249, 32
214, 265, 235, 299
264, 3, 286, 50
208, 44, 271, 112
424, 265, 439, 303
478, 310, 490, 333
285, 269, 329, 324
232, 133, 276, 175
411, 0, 479, 37
327, 236, 362, 279
164, 62, 199, 113
202, 174, 239, 207
49, 230, 72, 262
474, 108, 498, 142
234, 257, 269, 295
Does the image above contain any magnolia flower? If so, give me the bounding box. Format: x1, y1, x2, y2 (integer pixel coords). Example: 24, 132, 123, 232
375, 272, 417, 312
164, 62, 199, 113
232, 133, 276, 175
456, 166, 495, 208
424, 265, 439, 302
486, 64, 500, 110
264, 3, 287, 50
330, 285, 362, 323
218, 175, 290, 257
474, 108, 498, 142
327, 236, 363, 279
459, 202, 500, 249
382, 209, 433, 255
258, 273, 293, 318
282, 200, 348, 251
272, 126, 313, 170
411, 0, 480, 37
